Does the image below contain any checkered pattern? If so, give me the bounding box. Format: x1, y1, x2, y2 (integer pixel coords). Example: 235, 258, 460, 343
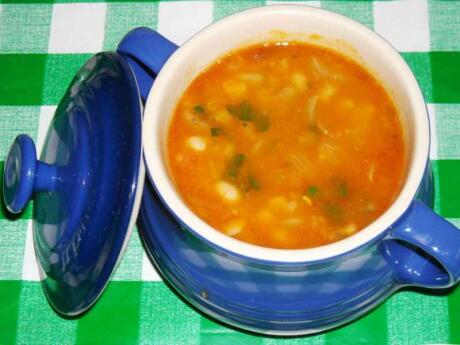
0, 1, 459, 344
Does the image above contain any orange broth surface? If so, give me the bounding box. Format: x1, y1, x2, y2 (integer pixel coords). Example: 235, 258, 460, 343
167, 42, 406, 249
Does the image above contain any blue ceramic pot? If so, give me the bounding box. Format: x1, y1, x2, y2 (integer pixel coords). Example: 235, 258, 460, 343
137, 165, 441, 335
117, 6, 460, 334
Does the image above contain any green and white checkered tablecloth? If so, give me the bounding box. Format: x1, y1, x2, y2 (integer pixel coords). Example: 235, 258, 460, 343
0, 0, 459, 344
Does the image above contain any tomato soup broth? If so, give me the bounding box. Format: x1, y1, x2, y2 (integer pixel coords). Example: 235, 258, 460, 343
167, 42, 405, 249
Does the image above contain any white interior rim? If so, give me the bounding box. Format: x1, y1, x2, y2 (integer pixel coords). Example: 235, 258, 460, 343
142, 5, 429, 263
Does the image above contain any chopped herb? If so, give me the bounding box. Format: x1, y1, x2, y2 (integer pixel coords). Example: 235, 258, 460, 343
306, 185, 319, 197
323, 203, 344, 223
210, 128, 222, 136
255, 114, 270, 132
226, 154, 246, 179
226, 101, 272, 132
193, 104, 205, 114
247, 175, 260, 191
242, 174, 261, 193
239, 102, 253, 121
226, 101, 255, 122
338, 181, 348, 197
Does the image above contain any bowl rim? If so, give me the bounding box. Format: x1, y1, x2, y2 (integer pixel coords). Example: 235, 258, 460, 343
142, 4, 430, 263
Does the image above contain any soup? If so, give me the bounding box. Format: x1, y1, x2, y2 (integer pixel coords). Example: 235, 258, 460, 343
167, 42, 405, 249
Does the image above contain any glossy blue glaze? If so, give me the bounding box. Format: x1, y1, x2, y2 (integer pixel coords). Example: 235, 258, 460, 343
3, 53, 143, 316
3, 134, 58, 213
138, 181, 393, 332
118, 27, 178, 101
384, 200, 460, 287
137, 164, 456, 333
126, 28, 460, 333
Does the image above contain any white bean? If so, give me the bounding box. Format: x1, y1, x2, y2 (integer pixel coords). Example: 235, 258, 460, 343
285, 201, 298, 213
291, 73, 307, 91
340, 223, 358, 236
187, 136, 206, 151
319, 84, 336, 101
283, 218, 304, 227
237, 73, 265, 83
268, 196, 297, 213
216, 181, 240, 203
214, 109, 232, 124
224, 219, 246, 236
222, 79, 247, 97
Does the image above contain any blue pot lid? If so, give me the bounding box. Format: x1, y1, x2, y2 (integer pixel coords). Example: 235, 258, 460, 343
2, 52, 144, 315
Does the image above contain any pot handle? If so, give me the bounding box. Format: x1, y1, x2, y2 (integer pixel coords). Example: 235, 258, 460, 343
383, 200, 460, 288
117, 27, 179, 101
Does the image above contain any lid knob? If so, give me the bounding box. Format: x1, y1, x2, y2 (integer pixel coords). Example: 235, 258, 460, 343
3, 134, 58, 214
